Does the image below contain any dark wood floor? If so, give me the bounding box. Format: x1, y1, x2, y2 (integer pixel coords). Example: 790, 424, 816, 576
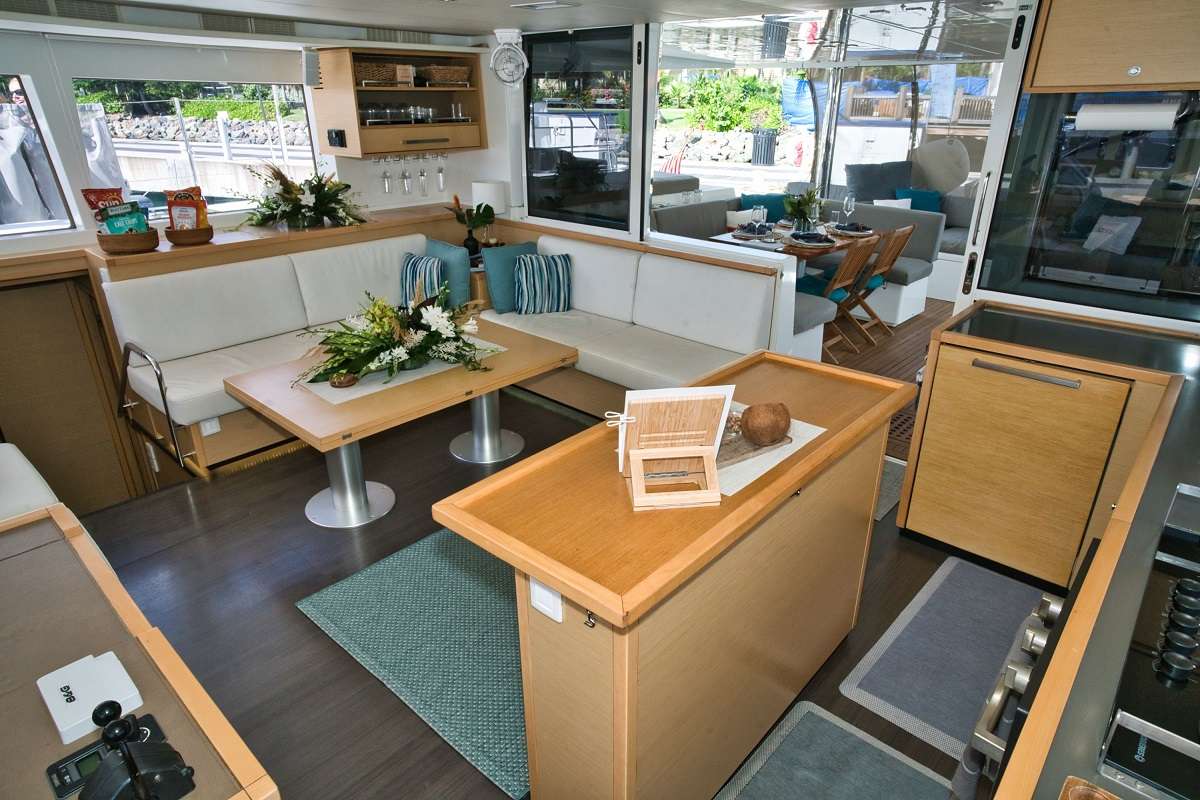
83, 390, 971, 800
824, 299, 955, 459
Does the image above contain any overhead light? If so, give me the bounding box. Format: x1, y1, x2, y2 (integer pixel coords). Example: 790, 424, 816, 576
511, 1, 579, 10
869, 8, 891, 13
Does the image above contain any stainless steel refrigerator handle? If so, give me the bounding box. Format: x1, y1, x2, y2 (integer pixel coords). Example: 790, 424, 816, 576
971, 358, 1082, 389
971, 170, 992, 247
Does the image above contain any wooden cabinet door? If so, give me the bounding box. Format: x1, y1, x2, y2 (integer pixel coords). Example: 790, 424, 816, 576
907, 345, 1129, 584
1028, 0, 1200, 91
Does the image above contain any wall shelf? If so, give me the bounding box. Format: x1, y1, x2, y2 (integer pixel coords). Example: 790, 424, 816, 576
311, 47, 488, 158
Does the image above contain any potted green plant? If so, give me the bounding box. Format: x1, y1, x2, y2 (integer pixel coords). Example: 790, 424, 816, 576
446, 195, 495, 257
783, 187, 822, 233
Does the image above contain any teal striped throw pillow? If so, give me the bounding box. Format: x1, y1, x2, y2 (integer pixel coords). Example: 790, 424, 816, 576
513, 253, 572, 315
400, 253, 444, 306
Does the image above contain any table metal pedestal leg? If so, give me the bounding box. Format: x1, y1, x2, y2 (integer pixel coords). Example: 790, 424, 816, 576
450, 391, 524, 464
305, 440, 395, 529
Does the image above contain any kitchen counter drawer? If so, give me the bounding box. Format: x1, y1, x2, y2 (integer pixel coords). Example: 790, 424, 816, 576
906, 344, 1130, 584
359, 123, 481, 155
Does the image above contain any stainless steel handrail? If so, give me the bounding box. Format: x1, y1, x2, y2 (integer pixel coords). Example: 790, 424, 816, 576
971, 358, 1082, 389
118, 341, 191, 468
971, 170, 992, 247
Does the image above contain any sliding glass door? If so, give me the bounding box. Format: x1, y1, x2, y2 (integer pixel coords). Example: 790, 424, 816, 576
523, 27, 635, 231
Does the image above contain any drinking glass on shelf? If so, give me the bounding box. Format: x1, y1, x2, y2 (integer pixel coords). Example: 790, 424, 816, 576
842, 193, 856, 226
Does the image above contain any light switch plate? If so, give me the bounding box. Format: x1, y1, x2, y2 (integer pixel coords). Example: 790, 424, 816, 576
529, 577, 562, 623
199, 417, 222, 437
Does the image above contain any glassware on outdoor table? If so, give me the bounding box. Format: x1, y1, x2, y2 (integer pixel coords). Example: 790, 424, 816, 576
842, 193, 856, 225
751, 205, 767, 224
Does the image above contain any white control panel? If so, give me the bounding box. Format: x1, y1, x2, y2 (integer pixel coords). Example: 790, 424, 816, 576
37, 652, 142, 744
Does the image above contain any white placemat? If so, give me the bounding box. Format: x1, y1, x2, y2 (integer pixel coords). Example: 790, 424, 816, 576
302, 338, 505, 405
718, 402, 825, 496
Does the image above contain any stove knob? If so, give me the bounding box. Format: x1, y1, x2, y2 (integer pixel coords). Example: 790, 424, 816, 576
1036, 594, 1063, 627
1157, 651, 1198, 686
1176, 577, 1200, 599
1170, 610, 1200, 634
1175, 593, 1200, 614
1004, 661, 1032, 694
1021, 624, 1049, 657
1162, 629, 1200, 656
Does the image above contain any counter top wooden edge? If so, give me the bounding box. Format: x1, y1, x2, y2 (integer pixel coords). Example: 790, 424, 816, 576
0, 504, 275, 800
0, 204, 454, 286
994, 373, 1183, 799
433, 352, 916, 628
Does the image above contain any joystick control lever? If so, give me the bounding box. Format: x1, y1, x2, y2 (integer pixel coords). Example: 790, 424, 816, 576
80, 701, 196, 800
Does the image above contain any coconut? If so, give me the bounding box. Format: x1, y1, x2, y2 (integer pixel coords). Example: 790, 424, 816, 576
740, 402, 791, 446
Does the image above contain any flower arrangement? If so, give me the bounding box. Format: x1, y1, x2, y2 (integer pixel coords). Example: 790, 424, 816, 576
243, 163, 366, 230
296, 286, 491, 388
783, 187, 822, 230
445, 195, 495, 231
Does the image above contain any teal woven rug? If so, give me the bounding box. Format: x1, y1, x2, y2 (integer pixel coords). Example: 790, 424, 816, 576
297, 529, 528, 799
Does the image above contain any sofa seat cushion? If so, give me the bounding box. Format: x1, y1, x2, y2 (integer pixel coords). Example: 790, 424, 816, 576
128, 331, 312, 425
794, 293, 837, 333
940, 226, 969, 255
887, 256, 934, 285
0, 443, 57, 521
479, 308, 631, 348
578, 326, 740, 390
632, 253, 774, 354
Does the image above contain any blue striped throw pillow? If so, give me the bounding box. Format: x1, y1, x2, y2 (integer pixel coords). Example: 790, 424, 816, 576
400, 253, 444, 306
513, 253, 572, 315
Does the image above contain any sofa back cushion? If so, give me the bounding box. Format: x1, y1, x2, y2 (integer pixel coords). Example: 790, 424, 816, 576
819, 199, 944, 263
537, 234, 639, 322
290, 234, 426, 325
514, 253, 572, 315
103, 255, 308, 362
632, 254, 773, 354
425, 239, 471, 306
739, 192, 788, 223
650, 198, 738, 241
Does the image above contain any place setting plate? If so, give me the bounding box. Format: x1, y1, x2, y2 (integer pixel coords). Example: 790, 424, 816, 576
824, 222, 874, 238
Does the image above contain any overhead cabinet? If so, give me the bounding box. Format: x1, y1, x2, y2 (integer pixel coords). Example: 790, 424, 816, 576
310, 47, 488, 158
1026, 0, 1200, 91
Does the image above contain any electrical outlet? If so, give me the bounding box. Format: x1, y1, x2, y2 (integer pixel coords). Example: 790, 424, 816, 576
143, 441, 160, 473
199, 417, 222, 437
529, 577, 562, 623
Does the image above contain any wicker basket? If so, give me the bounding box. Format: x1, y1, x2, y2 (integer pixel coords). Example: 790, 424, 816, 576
95, 228, 160, 255
165, 225, 214, 246
417, 64, 471, 86
354, 61, 416, 86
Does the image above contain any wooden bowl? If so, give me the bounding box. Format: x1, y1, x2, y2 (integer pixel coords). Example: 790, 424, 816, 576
165, 225, 214, 246
95, 228, 160, 255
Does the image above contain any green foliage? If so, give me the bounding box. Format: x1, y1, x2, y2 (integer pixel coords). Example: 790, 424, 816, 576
657, 74, 692, 108
179, 99, 269, 121
676, 73, 783, 132
74, 91, 124, 114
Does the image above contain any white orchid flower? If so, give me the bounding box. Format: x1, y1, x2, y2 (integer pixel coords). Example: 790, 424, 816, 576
299, 190, 317, 207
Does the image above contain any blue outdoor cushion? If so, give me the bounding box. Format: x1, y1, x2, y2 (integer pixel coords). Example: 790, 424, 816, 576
845, 161, 913, 202
514, 253, 572, 315
739, 192, 789, 223
426, 239, 471, 307
895, 187, 942, 213
482, 242, 537, 314
797, 273, 849, 303
820, 266, 887, 291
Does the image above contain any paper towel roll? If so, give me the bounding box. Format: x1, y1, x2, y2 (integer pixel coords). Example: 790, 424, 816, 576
1074, 102, 1179, 132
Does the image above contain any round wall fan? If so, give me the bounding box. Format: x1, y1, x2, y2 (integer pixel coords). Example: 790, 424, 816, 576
491, 29, 528, 85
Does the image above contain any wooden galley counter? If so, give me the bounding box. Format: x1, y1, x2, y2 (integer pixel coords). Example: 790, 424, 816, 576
433, 351, 915, 800
0, 505, 277, 800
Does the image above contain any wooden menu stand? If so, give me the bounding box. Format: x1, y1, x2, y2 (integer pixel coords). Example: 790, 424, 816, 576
620, 392, 726, 511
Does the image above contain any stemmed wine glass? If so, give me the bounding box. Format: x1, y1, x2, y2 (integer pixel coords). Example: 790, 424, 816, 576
842, 193, 857, 228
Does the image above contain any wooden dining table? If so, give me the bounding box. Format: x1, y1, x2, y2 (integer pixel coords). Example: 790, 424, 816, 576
710, 225, 890, 262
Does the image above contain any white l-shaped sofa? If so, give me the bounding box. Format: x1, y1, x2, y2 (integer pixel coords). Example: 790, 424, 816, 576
101, 230, 834, 465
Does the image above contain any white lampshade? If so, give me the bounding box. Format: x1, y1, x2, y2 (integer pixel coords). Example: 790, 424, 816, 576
472, 180, 510, 215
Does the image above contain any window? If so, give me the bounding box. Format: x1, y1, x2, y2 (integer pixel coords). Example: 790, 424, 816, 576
524, 27, 634, 231
0, 75, 73, 236
979, 90, 1200, 322
72, 79, 316, 219
647, 7, 1011, 239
